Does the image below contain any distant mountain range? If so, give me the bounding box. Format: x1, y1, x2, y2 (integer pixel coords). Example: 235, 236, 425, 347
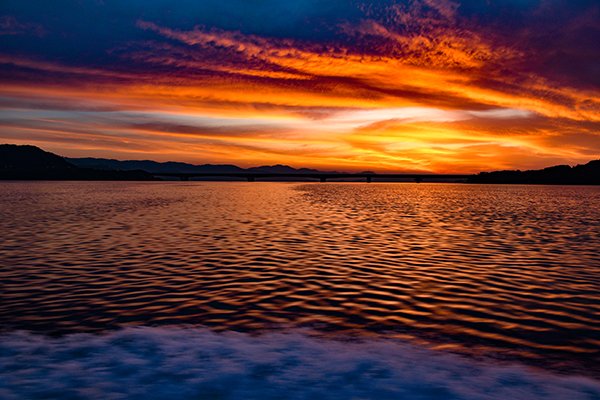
1, 144, 599, 184
0, 145, 339, 181
0, 144, 155, 180
66, 157, 338, 175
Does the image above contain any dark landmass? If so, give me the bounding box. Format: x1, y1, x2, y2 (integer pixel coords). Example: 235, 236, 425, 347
1, 144, 599, 184
468, 161, 600, 185
0, 145, 156, 180
67, 157, 337, 175
67, 157, 245, 174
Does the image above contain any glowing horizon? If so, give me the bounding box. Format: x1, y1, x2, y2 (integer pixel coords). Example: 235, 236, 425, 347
0, 1, 598, 173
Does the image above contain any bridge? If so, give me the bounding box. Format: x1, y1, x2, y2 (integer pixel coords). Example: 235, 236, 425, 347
151, 172, 472, 183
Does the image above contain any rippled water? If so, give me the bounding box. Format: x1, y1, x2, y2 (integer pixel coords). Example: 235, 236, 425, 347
1, 181, 599, 379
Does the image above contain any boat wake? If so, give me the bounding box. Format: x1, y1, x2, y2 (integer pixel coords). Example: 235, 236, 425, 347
1, 327, 599, 399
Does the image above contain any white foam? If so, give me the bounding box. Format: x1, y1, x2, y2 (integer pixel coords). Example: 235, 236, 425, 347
1, 327, 599, 400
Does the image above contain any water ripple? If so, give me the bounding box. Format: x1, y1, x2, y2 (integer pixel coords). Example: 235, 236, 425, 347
1, 181, 599, 376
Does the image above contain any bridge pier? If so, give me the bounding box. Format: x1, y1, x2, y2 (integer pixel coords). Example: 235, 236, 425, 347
320, 177, 326, 183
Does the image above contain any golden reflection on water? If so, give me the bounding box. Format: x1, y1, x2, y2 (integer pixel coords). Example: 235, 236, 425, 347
0, 181, 599, 373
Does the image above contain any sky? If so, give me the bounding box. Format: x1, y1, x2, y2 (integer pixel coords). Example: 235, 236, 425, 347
0, 0, 598, 172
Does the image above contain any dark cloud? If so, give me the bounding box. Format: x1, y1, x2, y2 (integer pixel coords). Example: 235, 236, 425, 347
127, 122, 285, 138
0, 15, 44, 36
1, 1, 597, 97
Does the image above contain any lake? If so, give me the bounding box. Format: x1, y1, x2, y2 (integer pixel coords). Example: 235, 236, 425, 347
1, 181, 599, 399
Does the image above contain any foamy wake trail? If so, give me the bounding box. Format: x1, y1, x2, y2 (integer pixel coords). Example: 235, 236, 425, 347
1, 327, 599, 400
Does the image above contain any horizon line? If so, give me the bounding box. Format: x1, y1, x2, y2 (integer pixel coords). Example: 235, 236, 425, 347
3, 143, 599, 175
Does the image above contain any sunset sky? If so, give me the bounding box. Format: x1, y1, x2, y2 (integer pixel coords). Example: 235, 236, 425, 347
0, 0, 598, 172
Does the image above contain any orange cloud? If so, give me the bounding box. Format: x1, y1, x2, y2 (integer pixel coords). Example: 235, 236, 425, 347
1, 6, 598, 172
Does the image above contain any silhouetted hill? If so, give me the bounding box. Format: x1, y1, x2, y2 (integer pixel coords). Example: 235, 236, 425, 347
468, 160, 600, 185
68, 158, 338, 175
1, 144, 74, 171
68, 157, 244, 174
0, 145, 156, 180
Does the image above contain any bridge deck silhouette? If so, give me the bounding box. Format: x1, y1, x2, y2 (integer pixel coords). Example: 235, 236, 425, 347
151, 172, 472, 182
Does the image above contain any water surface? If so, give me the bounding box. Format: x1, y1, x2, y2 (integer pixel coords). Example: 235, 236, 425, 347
1, 182, 599, 378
